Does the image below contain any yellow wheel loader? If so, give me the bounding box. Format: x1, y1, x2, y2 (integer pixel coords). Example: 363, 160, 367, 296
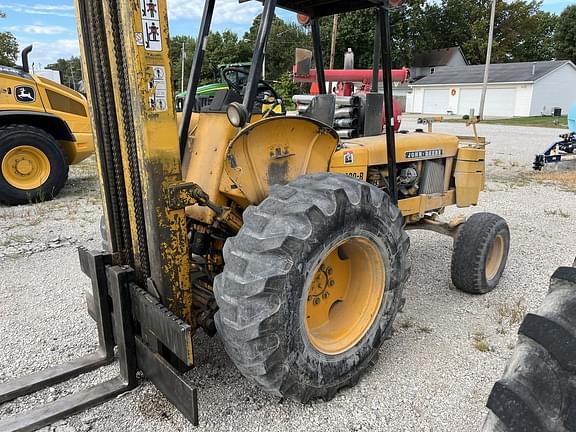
0, 0, 510, 429
0, 46, 94, 205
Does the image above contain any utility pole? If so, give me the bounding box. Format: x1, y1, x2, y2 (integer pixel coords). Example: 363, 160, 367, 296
180, 42, 186, 93
328, 14, 338, 93
479, 0, 496, 120
69, 64, 76, 89
263, 46, 266, 80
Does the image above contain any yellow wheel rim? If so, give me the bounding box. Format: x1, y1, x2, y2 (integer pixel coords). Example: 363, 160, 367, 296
305, 237, 385, 355
1, 145, 51, 190
485, 234, 504, 281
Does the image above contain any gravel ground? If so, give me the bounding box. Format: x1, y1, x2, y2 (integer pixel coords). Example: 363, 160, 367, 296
1, 119, 575, 432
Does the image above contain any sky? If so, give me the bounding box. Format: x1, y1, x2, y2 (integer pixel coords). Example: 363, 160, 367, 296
0, 0, 572, 68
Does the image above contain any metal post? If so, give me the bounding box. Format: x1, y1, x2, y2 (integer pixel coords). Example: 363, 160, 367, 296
180, 42, 185, 93
379, 4, 398, 204
479, 0, 496, 120
328, 14, 338, 92
179, 0, 216, 157
371, 13, 381, 91
364, 10, 384, 136
311, 17, 326, 94
242, 0, 277, 112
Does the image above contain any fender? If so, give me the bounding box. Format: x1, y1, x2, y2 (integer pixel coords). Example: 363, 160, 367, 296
0, 110, 75, 142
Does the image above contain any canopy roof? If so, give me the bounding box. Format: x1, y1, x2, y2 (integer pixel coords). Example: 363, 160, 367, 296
243, 0, 385, 17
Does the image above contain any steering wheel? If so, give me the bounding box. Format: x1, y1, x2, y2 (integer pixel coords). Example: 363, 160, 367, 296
221, 67, 281, 105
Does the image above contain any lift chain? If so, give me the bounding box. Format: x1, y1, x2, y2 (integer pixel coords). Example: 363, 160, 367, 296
84, 0, 133, 256
107, 0, 151, 280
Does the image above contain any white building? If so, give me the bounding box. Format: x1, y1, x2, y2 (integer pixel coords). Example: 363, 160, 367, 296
406, 60, 576, 117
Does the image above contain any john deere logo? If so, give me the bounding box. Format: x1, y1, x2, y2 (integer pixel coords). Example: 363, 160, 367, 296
15, 86, 36, 103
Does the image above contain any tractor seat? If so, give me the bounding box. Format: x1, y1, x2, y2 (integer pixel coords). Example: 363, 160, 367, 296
201, 89, 242, 112
300, 94, 336, 126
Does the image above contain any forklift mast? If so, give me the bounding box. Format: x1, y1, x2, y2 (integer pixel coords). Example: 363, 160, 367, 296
77, 0, 194, 321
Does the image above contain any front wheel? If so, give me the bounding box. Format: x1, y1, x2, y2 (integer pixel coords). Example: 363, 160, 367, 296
0, 124, 68, 205
451, 212, 510, 294
214, 173, 410, 402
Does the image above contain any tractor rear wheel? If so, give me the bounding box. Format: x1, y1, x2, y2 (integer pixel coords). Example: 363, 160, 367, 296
214, 173, 410, 402
483, 267, 576, 431
0, 124, 68, 205
451, 212, 510, 294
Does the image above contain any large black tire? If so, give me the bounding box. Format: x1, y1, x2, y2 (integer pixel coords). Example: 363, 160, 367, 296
0, 124, 68, 205
484, 267, 576, 432
214, 173, 410, 402
451, 212, 510, 294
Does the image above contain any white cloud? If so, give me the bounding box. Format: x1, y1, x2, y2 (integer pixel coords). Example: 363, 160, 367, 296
8, 24, 68, 34
18, 39, 80, 66
167, 0, 261, 25
0, 3, 75, 17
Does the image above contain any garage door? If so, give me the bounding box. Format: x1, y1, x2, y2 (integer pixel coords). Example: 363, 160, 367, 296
422, 89, 449, 114
485, 88, 516, 117
458, 87, 517, 117
458, 88, 481, 115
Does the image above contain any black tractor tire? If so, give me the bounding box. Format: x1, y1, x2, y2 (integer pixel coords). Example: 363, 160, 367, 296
214, 173, 410, 402
483, 267, 576, 432
451, 212, 510, 294
0, 124, 68, 205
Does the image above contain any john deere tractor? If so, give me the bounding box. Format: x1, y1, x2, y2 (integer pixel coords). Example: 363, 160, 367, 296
175, 62, 251, 111
0, 0, 510, 428
0, 46, 93, 205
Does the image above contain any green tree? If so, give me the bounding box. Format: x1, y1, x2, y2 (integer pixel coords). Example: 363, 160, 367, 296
319, 10, 375, 69
46, 57, 82, 89
449, 0, 557, 64
244, 16, 311, 81
170, 31, 252, 90
203, 30, 252, 82
170, 35, 195, 93
276, 71, 299, 109
316, 0, 557, 69
554, 5, 576, 63
0, 10, 19, 67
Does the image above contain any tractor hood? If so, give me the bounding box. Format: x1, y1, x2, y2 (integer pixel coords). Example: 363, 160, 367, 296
333, 132, 460, 166
33, 75, 86, 100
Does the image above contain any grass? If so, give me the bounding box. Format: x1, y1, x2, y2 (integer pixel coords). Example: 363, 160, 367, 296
417, 325, 433, 334
0, 234, 32, 247
496, 299, 527, 330
399, 318, 414, 329
445, 115, 568, 129
0, 204, 49, 228
544, 208, 571, 218
527, 170, 576, 192
472, 332, 491, 352
491, 172, 532, 189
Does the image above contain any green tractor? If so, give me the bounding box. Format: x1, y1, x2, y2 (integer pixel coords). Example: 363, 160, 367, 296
175, 62, 251, 111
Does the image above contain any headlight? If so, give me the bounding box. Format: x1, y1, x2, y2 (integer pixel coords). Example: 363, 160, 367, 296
227, 102, 248, 127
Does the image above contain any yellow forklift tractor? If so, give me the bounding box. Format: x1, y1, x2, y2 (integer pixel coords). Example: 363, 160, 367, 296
0, 0, 510, 429
0, 46, 94, 205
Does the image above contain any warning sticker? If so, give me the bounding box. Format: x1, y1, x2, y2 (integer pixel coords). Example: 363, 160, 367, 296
344, 150, 354, 164
148, 65, 167, 112
141, 0, 162, 51
135, 32, 144, 46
